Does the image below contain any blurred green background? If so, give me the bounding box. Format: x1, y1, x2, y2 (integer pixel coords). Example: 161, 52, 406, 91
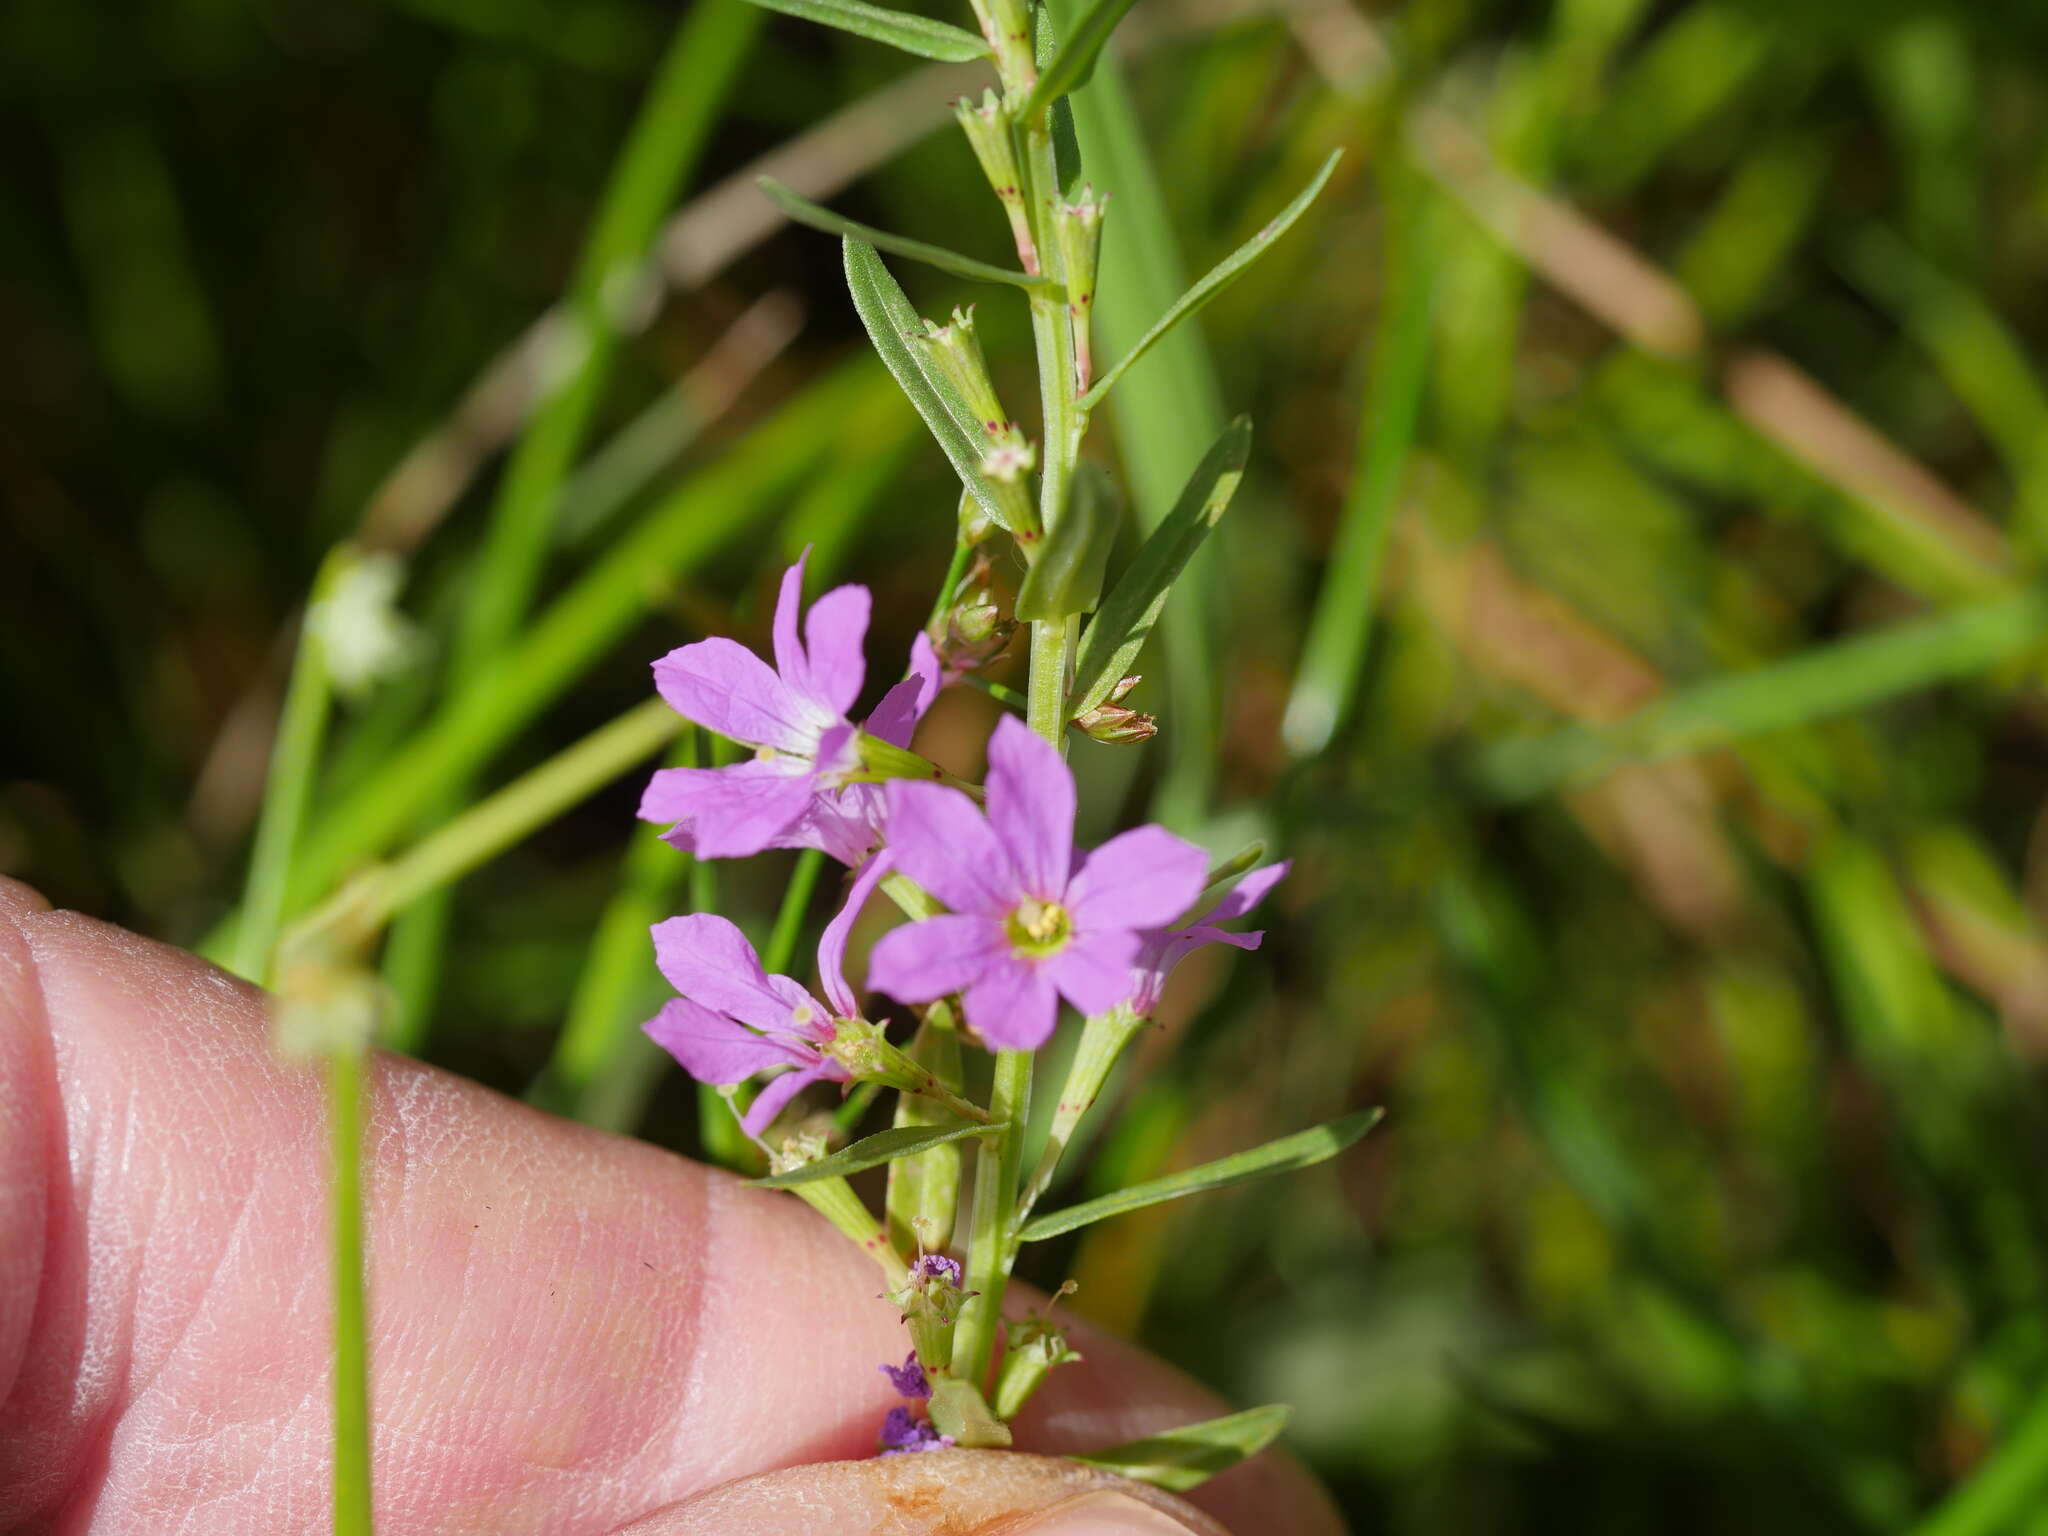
15, 0, 2048, 1528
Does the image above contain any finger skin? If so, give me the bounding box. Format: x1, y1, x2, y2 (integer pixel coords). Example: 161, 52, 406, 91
614, 1450, 1231, 1535
0, 878, 1341, 1535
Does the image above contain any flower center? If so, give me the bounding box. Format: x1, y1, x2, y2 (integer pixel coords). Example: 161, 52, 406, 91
1005, 897, 1073, 957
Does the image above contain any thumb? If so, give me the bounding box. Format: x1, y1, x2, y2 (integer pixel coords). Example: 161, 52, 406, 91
614, 1450, 1230, 1535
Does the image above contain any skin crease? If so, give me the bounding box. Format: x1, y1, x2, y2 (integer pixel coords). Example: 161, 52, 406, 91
0, 878, 1346, 1535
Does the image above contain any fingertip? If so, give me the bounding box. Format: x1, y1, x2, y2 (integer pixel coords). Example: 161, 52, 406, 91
0, 877, 51, 922
608, 1450, 1230, 1536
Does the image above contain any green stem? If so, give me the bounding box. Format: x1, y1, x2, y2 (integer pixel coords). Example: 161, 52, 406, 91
296, 699, 679, 946
927, 534, 976, 634
763, 848, 827, 975
1016, 1005, 1144, 1222
1026, 619, 1072, 742
954, 1047, 1033, 1385
791, 1175, 910, 1286
329, 1047, 373, 1535
234, 547, 347, 987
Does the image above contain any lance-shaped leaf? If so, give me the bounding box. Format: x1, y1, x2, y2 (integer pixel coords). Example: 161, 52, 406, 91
742, 0, 990, 61
764, 179, 1046, 288
1024, 0, 1142, 116
1070, 1405, 1292, 1492
1017, 462, 1121, 620
1080, 151, 1342, 410
1068, 417, 1250, 717
748, 1119, 999, 1188
844, 239, 1017, 533
1018, 1106, 1382, 1240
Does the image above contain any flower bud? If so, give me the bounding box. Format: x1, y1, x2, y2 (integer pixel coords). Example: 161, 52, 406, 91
992, 1312, 1082, 1419
1053, 187, 1107, 392
912, 306, 1004, 430
1074, 678, 1156, 744
980, 423, 1036, 484
890, 1252, 971, 1370
978, 422, 1038, 534
953, 92, 1039, 275
934, 584, 1016, 681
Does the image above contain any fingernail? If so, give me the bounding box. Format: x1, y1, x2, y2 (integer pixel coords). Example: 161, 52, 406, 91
1005, 1490, 1201, 1534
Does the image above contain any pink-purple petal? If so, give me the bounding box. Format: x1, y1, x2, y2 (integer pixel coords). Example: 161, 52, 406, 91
817, 850, 894, 1019
770, 554, 810, 695
1066, 824, 1211, 929
800, 584, 872, 717
866, 632, 942, 749
739, 1063, 832, 1137
646, 759, 816, 861
652, 638, 818, 753
652, 912, 819, 1032
644, 998, 810, 1084
961, 954, 1061, 1050
868, 912, 1006, 1005
884, 781, 1015, 915
984, 715, 1074, 898
773, 785, 886, 867
1200, 859, 1291, 926
1046, 927, 1143, 1018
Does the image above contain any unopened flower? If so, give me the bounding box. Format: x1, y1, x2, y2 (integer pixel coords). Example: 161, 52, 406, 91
639, 552, 940, 863
644, 856, 890, 1135
869, 716, 1210, 1049
878, 1405, 953, 1455
1128, 861, 1291, 1017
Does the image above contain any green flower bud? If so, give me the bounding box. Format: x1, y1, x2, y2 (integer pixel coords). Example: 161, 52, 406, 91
1054, 187, 1107, 391
953, 91, 1039, 275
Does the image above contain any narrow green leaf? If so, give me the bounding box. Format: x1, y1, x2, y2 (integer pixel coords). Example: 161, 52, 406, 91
1024, 0, 1141, 115
1081, 150, 1342, 411
1069, 417, 1250, 717
1070, 1405, 1293, 1492
741, 0, 989, 60
1017, 462, 1121, 620
747, 1119, 999, 1188
1018, 1106, 1382, 1240
844, 238, 1016, 533
763, 179, 1045, 287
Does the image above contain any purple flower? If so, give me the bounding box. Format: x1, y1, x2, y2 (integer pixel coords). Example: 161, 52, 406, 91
638, 553, 941, 863
878, 1406, 953, 1455
879, 1352, 931, 1398
1128, 860, 1290, 1016
643, 854, 890, 1136
868, 715, 1209, 1050
909, 1252, 964, 1287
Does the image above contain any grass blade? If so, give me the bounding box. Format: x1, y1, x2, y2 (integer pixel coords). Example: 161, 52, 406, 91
1478, 587, 2048, 799
1070, 1405, 1293, 1492
1023, 0, 1141, 116
762, 178, 1045, 286
274, 368, 869, 914
741, 0, 988, 60
1282, 178, 1437, 757
1017, 1106, 1381, 1241
1079, 150, 1341, 411
1069, 417, 1250, 717
843, 237, 1015, 532
748, 1119, 999, 1187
